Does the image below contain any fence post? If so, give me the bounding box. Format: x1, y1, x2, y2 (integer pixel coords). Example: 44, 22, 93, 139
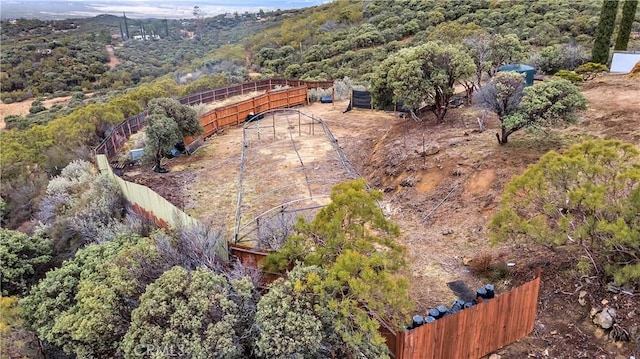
110, 134, 117, 158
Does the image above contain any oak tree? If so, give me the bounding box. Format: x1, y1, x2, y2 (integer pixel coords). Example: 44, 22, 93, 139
371, 42, 475, 121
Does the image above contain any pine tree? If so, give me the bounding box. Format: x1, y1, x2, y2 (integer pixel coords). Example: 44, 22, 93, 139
592, 0, 619, 64
615, 0, 639, 50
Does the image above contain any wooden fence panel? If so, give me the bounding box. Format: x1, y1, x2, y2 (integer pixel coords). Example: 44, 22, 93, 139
97, 80, 333, 158
200, 112, 219, 138
254, 95, 270, 113
396, 273, 541, 359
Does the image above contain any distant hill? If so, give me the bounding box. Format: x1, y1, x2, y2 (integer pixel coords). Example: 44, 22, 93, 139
0, 0, 330, 20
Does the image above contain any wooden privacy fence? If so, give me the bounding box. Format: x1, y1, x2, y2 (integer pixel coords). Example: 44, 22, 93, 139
196, 86, 310, 139
179, 79, 333, 106
388, 269, 541, 359
95, 79, 333, 158
95, 111, 148, 161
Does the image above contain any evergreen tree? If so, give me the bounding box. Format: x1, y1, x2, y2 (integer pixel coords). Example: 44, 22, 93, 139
592, 0, 619, 64
163, 18, 169, 38
123, 12, 130, 40
490, 140, 640, 285
615, 0, 639, 50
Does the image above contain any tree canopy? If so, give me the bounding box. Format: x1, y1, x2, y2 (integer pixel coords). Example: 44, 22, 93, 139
592, 0, 619, 64
615, 0, 639, 51
478, 76, 586, 144
144, 98, 202, 170
371, 41, 475, 121
490, 139, 640, 285
0, 228, 52, 296
262, 180, 412, 356
122, 266, 257, 359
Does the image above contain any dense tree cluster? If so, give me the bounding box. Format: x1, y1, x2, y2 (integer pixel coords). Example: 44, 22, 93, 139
11, 179, 409, 358
371, 41, 475, 120
245, 0, 627, 82
0, 29, 110, 102
0, 80, 178, 229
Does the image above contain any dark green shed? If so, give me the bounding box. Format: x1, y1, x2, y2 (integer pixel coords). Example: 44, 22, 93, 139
497, 64, 536, 86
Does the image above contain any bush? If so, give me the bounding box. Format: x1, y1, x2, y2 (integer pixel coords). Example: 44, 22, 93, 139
307, 88, 331, 103
0, 228, 52, 296
553, 70, 583, 83
37, 160, 127, 251
29, 99, 46, 114
575, 62, 609, 81
490, 140, 640, 285
3, 115, 29, 130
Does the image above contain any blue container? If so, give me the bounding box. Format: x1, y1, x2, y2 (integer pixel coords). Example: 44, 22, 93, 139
477, 287, 488, 299
424, 316, 436, 324
485, 284, 495, 299
463, 302, 474, 309
412, 315, 424, 328
437, 305, 448, 317
428, 308, 440, 319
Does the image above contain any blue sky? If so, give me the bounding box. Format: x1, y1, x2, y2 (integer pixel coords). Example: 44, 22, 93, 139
1, 0, 332, 20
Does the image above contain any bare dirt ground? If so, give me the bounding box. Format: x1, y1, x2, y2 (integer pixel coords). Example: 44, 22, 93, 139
106, 45, 120, 69
121, 75, 640, 358
0, 96, 73, 129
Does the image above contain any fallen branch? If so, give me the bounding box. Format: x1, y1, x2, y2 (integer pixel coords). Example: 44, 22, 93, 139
422, 184, 459, 221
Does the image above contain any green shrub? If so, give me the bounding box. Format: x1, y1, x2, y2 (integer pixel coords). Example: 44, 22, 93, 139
553, 70, 583, 83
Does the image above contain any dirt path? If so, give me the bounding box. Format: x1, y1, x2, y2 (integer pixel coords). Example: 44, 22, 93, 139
0, 96, 73, 129
106, 45, 119, 69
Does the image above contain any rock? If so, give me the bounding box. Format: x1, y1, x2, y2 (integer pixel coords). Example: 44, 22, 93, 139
442, 228, 454, 235
550, 330, 558, 335
488, 354, 501, 359
593, 307, 616, 329
578, 290, 588, 306
601, 299, 609, 305
400, 176, 417, 187
417, 145, 440, 157
462, 256, 473, 266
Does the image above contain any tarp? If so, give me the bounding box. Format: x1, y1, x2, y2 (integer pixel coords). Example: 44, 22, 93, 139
610, 52, 640, 73
498, 63, 536, 86
352, 90, 372, 109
